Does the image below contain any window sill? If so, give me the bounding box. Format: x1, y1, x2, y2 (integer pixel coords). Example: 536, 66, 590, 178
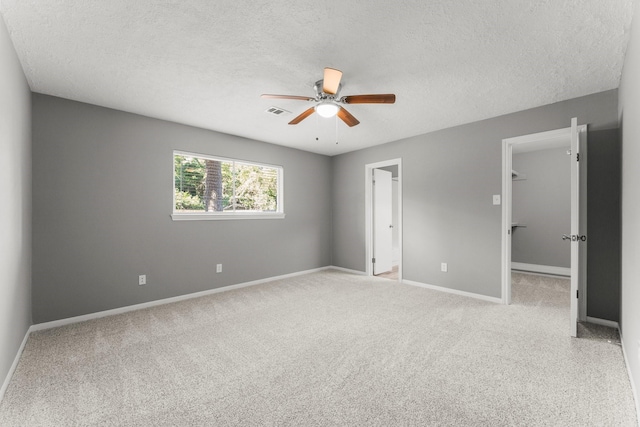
171, 213, 286, 221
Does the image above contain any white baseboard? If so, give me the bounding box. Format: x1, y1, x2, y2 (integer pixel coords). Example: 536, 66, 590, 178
0, 328, 31, 403
585, 316, 620, 329
328, 266, 366, 275
511, 262, 570, 277
402, 279, 502, 304
31, 266, 332, 332
619, 331, 640, 427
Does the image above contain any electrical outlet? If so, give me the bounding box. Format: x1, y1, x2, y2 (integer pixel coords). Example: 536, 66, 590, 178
216, 264, 222, 273
492, 194, 501, 205
138, 275, 146, 285
441, 263, 448, 272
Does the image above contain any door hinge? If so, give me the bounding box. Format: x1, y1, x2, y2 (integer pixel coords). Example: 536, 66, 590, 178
576, 153, 580, 162
577, 290, 579, 299
372, 258, 376, 263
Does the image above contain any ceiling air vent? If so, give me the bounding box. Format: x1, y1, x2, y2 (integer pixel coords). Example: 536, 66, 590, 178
265, 106, 291, 116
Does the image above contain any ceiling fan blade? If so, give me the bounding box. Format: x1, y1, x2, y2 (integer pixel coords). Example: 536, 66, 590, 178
343, 94, 396, 104
337, 107, 360, 127
322, 68, 343, 94
288, 107, 315, 125
261, 94, 314, 101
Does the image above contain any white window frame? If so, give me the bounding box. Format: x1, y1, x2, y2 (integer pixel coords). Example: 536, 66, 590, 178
172, 150, 285, 221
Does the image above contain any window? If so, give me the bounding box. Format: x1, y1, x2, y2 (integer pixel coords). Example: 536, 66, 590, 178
172, 151, 284, 220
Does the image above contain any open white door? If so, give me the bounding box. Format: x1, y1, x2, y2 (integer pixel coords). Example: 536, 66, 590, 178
569, 117, 580, 337
373, 169, 393, 275
503, 123, 585, 336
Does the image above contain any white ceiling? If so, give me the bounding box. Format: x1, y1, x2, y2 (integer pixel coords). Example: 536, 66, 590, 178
0, 1, 635, 156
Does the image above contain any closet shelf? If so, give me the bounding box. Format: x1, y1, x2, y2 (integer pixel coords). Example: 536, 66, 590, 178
511, 170, 527, 181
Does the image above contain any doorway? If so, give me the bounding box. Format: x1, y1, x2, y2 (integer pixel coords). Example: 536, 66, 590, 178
502, 120, 587, 337
365, 159, 402, 281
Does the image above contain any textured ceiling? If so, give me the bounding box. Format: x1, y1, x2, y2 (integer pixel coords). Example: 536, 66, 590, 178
0, 0, 636, 156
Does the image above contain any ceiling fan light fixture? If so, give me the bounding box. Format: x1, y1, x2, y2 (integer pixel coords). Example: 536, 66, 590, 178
265, 67, 395, 127
315, 101, 339, 118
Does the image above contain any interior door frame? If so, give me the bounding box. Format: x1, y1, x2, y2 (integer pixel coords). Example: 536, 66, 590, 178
501, 125, 588, 321
365, 158, 403, 279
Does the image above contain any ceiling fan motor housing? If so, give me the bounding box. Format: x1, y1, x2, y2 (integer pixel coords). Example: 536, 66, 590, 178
314, 80, 342, 101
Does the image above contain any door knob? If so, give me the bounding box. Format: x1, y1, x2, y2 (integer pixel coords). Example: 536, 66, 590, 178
563, 234, 587, 242
389, 225, 393, 228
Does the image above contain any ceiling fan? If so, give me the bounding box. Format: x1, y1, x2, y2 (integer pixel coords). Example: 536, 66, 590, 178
261, 67, 396, 127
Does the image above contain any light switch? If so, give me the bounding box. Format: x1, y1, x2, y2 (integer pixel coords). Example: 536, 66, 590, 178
493, 195, 501, 205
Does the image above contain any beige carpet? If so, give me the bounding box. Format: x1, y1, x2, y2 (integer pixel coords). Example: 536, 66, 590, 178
0, 270, 636, 426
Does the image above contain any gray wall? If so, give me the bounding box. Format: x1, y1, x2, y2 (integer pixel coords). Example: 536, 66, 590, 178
332, 90, 618, 299
32, 94, 332, 323
618, 0, 640, 404
586, 129, 621, 322
0, 17, 32, 391
512, 148, 571, 268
